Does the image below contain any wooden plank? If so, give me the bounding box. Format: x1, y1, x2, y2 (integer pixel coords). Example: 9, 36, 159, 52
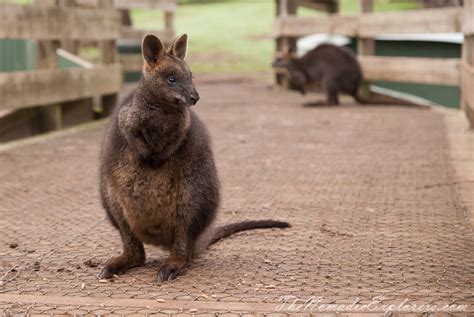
59, 0, 80, 55
461, 36, 474, 108
461, 62, 474, 108
0, 64, 122, 111
274, 6, 461, 38
299, 0, 338, 12
359, 56, 460, 86
463, 0, 474, 35
357, 0, 374, 99
75, 0, 176, 11
32, 0, 63, 133
461, 61, 474, 127
33, 0, 63, 133
36, 41, 60, 69
165, 10, 175, 36
0, 3, 121, 40
273, 15, 357, 37
114, 0, 176, 11
121, 27, 174, 43
273, 7, 460, 38
461, 1, 474, 127
120, 54, 143, 72
359, 7, 461, 37
275, 0, 298, 86
98, 0, 120, 117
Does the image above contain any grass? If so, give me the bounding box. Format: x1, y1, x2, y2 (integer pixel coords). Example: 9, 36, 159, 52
132, 1, 276, 73
132, 0, 421, 74
1, 0, 421, 74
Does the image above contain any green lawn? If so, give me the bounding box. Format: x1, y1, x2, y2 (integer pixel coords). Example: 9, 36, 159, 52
132, 1, 276, 73
132, 0, 421, 74
1, 0, 421, 74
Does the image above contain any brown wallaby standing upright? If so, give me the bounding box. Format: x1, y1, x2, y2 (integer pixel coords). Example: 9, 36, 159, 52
99, 33, 289, 282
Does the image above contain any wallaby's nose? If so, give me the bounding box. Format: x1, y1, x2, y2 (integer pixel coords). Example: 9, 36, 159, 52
190, 92, 200, 105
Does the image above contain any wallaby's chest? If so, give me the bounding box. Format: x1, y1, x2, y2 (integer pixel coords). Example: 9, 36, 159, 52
111, 152, 183, 246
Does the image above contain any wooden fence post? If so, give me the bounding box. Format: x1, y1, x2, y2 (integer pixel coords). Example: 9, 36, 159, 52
33, 0, 62, 132
462, 0, 474, 127
58, 0, 95, 128
59, 0, 79, 54
357, 0, 375, 99
98, 0, 119, 117
165, 10, 175, 39
275, 0, 298, 86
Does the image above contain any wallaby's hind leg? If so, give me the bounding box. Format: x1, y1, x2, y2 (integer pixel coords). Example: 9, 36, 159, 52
156, 226, 192, 283
325, 79, 340, 105
99, 192, 145, 279
304, 79, 340, 107
156, 255, 188, 283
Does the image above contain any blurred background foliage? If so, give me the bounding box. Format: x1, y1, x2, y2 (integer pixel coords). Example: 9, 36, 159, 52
131, 0, 421, 73
1, 0, 422, 73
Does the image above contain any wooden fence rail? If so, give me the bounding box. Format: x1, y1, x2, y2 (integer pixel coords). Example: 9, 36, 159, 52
0, 4, 121, 40
359, 56, 460, 86
273, 8, 461, 38
0, 0, 177, 142
0, 1, 123, 140
274, 0, 474, 127
115, 0, 176, 73
0, 64, 121, 112
462, 0, 474, 125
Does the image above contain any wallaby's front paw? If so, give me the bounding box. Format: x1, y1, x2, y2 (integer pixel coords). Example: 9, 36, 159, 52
156, 258, 186, 283
98, 253, 145, 279
98, 266, 117, 279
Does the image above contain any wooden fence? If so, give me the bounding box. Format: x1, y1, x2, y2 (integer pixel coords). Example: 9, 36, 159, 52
115, 0, 176, 72
274, 0, 474, 127
0, 0, 176, 141
0, 0, 122, 138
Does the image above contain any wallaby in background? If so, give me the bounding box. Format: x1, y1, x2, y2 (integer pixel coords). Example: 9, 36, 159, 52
272, 43, 386, 106
99, 33, 290, 282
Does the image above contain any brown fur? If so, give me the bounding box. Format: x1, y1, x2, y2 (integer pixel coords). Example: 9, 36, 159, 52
272, 44, 364, 106
272, 44, 421, 107
99, 34, 289, 283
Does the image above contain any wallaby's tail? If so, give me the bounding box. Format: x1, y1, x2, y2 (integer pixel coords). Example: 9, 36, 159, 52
209, 220, 290, 245
354, 94, 423, 107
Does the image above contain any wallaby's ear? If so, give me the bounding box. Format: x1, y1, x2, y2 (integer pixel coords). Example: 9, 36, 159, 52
168, 34, 188, 60
142, 34, 165, 66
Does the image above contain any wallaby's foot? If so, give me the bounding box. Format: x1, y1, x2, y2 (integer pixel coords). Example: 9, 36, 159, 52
156, 256, 187, 283
99, 266, 117, 279
303, 100, 338, 107
98, 253, 145, 279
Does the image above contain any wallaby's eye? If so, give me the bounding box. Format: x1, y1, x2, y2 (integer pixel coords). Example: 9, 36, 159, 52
168, 75, 176, 83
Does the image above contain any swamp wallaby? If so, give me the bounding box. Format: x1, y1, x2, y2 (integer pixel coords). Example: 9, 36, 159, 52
272, 43, 381, 106
99, 34, 290, 282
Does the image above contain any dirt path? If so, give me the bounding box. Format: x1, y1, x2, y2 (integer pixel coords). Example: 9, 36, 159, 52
0, 75, 472, 315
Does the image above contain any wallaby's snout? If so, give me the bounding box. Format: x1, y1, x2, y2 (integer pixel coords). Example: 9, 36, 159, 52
272, 49, 295, 69
189, 89, 200, 105
271, 58, 285, 68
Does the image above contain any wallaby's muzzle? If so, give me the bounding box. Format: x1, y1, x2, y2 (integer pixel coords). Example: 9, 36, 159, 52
189, 90, 200, 106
